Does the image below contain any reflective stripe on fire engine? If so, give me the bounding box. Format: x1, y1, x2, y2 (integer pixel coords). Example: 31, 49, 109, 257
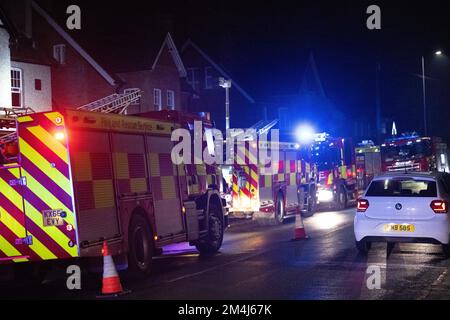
327, 173, 334, 185
339, 165, 347, 179
14, 112, 78, 261
150, 152, 178, 200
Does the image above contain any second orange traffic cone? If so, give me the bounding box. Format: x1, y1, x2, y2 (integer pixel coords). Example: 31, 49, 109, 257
293, 212, 309, 241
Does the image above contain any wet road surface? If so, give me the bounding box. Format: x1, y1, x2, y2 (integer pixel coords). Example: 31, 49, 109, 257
2, 208, 450, 300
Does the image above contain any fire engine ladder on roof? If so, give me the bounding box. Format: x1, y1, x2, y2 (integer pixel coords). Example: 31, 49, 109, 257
0, 107, 36, 143
77, 90, 142, 114
250, 119, 279, 135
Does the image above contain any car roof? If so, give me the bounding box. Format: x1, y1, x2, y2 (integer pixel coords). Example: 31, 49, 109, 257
373, 171, 450, 181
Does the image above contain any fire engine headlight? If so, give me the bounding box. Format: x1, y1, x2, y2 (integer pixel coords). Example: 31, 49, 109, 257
317, 189, 334, 202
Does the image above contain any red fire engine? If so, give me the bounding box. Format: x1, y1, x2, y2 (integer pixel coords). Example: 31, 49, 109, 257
355, 141, 381, 193
230, 139, 317, 224
381, 134, 449, 173
0, 109, 226, 279
312, 133, 359, 209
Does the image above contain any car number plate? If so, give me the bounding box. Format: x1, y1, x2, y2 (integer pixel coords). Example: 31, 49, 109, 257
42, 209, 64, 227
384, 224, 415, 232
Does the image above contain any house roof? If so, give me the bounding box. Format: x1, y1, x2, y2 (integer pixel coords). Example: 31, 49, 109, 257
152, 33, 187, 77
300, 52, 326, 97
0, 4, 17, 40
181, 39, 255, 104
111, 33, 187, 78
31, 0, 117, 86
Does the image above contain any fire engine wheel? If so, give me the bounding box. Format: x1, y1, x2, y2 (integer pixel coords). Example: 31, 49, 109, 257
274, 194, 285, 225
196, 203, 224, 255
302, 186, 317, 218
128, 214, 154, 276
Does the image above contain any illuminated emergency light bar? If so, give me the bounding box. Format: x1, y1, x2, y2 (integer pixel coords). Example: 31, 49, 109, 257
314, 132, 329, 142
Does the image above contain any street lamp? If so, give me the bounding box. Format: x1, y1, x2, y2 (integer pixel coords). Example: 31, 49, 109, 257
421, 50, 443, 136
219, 77, 232, 130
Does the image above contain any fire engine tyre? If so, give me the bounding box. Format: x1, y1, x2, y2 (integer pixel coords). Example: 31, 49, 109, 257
196, 203, 224, 254
128, 214, 154, 276
337, 187, 347, 211
303, 186, 317, 218
274, 193, 285, 225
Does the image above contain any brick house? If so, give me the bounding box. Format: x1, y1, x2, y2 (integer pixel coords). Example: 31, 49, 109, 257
116, 33, 188, 114
181, 39, 257, 130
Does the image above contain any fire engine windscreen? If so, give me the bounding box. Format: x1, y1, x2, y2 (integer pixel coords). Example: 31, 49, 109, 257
312, 142, 340, 171
381, 140, 432, 162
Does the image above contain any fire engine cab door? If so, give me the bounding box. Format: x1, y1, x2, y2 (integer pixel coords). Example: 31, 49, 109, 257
0, 165, 29, 263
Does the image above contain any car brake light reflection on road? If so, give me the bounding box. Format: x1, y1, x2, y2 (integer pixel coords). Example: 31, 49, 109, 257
357, 199, 369, 212
430, 200, 448, 214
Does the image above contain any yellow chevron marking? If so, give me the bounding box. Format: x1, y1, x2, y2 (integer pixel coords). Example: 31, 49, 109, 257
0, 176, 74, 260
44, 112, 65, 126
19, 138, 71, 195
28, 233, 58, 260
26, 126, 69, 164
18, 168, 75, 226
0, 235, 28, 261
23, 201, 78, 257
17, 116, 33, 123
0, 207, 26, 239
236, 154, 246, 165
251, 170, 258, 184
0, 177, 24, 211
248, 151, 258, 165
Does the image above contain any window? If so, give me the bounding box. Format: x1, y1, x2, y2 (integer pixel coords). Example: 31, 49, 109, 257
204, 66, 213, 89
186, 67, 199, 90
35, 79, 42, 91
153, 88, 162, 110
53, 44, 66, 64
124, 88, 140, 105
11, 68, 22, 107
366, 178, 437, 197
167, 90, 175, 109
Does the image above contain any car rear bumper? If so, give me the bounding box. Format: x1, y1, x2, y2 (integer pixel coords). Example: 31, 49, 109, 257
354, 213, 450, 244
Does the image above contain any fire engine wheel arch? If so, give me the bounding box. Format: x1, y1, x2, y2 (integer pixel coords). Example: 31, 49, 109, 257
274, 191, 286, 225
127, 210, 155, 276
195, 200, 224, 254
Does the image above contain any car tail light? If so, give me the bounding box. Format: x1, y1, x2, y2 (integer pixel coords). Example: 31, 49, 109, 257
430, 200, 448, 214
357, 199, 369, 212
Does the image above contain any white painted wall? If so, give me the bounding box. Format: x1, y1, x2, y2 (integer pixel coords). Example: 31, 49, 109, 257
0, 21, 12, 108
11, 61, 52, 112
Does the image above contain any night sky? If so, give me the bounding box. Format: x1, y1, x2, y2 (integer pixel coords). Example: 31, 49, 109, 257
37, 0, 450, 139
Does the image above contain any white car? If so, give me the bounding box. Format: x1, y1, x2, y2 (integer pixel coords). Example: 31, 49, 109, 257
354, 172, 450, 257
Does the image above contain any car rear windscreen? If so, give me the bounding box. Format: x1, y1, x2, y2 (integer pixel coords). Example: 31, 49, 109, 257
366, 178, 437, 197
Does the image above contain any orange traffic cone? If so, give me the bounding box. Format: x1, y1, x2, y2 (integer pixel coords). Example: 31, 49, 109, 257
292, 212, 309, 241
98, 241, 129, 297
